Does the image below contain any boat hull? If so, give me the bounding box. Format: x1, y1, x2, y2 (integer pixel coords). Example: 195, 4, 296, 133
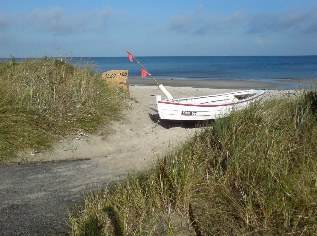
156, 90, 265, 121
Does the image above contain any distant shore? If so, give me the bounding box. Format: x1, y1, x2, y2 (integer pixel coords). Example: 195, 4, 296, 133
128, 78, 317, 90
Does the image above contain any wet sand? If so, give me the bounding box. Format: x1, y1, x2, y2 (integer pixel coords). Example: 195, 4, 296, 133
129, 78, 317, 90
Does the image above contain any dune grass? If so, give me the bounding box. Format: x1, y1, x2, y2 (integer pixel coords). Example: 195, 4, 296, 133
0, 58, 126, 163
70, 91, 317, 235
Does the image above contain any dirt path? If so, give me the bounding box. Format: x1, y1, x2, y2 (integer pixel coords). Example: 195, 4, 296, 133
1, 86, 227, 235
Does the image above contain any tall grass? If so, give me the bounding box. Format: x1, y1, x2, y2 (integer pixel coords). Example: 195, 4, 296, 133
70, 91, 317, 235
0, 58, 126, 162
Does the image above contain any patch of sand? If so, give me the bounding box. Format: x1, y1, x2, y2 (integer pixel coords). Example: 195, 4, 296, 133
2, 85, 284, 234
20, 86, 233, 172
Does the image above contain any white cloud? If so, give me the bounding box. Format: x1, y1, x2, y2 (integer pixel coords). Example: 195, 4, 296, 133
215, 11, 246, 31
169, 7, 246, 35
247, 7, 317, 35
0, 16, 9, 29
27, 7, 89, 35
169, 6, 204, 34
100, 8, 113, 23
169, 5, 317, 37
24, 7, 114, 36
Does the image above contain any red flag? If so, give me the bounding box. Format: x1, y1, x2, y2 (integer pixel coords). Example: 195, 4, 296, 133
141, 68, 149, 79
127, 51, 134, 62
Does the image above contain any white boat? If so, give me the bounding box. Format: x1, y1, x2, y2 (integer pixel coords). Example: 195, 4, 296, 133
126, 50, 266, 121
156, 89, 265, 121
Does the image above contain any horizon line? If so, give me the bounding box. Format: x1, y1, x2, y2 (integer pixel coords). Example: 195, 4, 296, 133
1, 54, 317, 59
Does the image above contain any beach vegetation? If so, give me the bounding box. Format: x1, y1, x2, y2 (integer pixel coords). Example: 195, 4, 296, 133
0, 58, 126, 163
70, 91, 317, 235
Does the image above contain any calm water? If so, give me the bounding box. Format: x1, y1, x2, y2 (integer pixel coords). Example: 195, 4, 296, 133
2, 56, 317, 84
69, 56, 317, 82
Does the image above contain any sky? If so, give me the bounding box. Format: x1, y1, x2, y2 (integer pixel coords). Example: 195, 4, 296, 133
1, 0, 317, 57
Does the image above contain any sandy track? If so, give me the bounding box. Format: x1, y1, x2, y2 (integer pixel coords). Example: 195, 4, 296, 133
0, 86, 224, 235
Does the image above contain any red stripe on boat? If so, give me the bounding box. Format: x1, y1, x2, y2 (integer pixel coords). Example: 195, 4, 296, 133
158, 93, 264, 107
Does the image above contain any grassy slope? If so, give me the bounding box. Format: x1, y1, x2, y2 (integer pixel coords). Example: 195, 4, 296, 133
0, 59, 126, 163
70, 91, 317, 235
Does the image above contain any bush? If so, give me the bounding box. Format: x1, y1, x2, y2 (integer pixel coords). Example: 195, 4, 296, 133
0, 58, 126, 162
70, 91, 317, 235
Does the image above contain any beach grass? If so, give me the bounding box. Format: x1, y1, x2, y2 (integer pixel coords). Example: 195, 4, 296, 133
70, 91, 317, 235
0, 58, 126, 163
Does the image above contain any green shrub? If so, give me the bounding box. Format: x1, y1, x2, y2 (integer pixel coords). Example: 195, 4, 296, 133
70, 91, 317, 235
0, 58, 125, 162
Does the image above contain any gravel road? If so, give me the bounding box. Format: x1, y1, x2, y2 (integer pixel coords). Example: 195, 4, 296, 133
0, 159, 127, 235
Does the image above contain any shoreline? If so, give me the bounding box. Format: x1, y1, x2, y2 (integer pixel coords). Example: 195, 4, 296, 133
128, 78, 317, 90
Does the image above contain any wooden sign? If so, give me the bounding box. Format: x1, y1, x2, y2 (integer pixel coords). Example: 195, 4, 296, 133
101, 70, 129, 96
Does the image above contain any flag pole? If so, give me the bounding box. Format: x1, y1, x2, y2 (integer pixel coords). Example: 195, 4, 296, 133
127, 50, 173, 99
127, 50, 160, 86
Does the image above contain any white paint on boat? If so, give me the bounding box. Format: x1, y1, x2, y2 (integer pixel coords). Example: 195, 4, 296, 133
156, 89, 265, 121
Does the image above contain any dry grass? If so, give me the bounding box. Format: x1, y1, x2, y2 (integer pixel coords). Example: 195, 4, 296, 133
0, 58, 126, 163
70, 91, 317, 235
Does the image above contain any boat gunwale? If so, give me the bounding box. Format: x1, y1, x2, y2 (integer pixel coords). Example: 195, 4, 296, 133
157, 90, 265, 108
166, 90, 255, 102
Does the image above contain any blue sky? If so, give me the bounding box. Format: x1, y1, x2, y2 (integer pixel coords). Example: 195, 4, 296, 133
1, 0, 317, 57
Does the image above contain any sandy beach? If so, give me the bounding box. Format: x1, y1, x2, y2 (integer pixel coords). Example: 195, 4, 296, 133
129, 77, 317, 90
2, 84, 235, 234
0, 81, 293, 234
20, 79, 289, 164
21, 84, 235, 164
129, 78, 275, 89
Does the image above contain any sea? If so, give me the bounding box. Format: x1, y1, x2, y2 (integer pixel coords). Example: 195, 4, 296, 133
2, 56, 317, 89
